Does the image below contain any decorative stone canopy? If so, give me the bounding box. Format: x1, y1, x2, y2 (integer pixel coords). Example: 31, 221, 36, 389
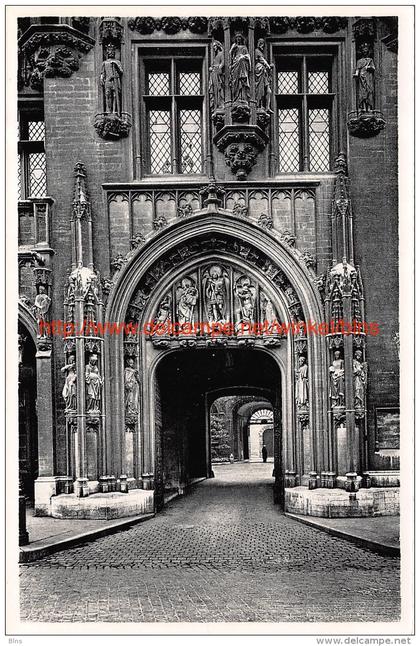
18, 23, 95, 91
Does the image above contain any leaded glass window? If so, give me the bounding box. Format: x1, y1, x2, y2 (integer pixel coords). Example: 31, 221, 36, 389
309, 109, 330, 172
148, 73, 170, 96
276, 55, 334, 172
18, 113, 47, 199
149, 111, 172, 174
179, 72, 201, 96
28, 152, 47, 197
278, 109, 300, 173
277, 71, 299, 94
180, 110, 202, 174
308, 71, 329, 95
141, 57, 204, 175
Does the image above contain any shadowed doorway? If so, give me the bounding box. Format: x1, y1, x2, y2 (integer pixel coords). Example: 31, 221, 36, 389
154, 348, 282, 510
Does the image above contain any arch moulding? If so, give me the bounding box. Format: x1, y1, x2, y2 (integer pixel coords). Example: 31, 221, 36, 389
103, 212, 330, 492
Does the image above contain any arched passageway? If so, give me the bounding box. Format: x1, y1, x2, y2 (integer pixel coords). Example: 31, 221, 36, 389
18, 323, 38, 501
154, 348, 281, 509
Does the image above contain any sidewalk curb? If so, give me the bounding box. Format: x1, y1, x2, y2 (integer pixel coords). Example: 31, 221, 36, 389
19, 513, 155, 563
285, 513, 400, 557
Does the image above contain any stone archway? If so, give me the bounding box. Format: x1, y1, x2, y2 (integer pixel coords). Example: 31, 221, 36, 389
18, 318, 38, 500
104, 212, 329, 509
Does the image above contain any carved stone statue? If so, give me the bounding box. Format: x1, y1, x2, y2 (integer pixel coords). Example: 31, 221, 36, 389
261, 292, 276, 325
155, 295, 171, 326
85, 354, 102, 413
177, 277, 198, 325
204, 265, 228, 323
234, 274, 256, 328
229, 33, 251, 104
61, 355, 77, 411
329, 350, 345, 407
33, 285, 51, 333
296, 355, 309, 407
254, 39, 273, 112
209, 40, 225, 112
101, 43, 123, 115
353, 350, 367, 409
84, 289, 96, 324
330, 280, 343, 324
285, 285, 298, 305
125, 357, 140, 419
354, 43, 375, 112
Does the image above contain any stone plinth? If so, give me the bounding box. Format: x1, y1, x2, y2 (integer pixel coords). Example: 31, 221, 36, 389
367, 471, 400, 487
285, 486, 399, 518
50, 489, 154, 519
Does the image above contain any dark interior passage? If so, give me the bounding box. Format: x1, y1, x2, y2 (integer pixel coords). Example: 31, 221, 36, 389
18, 325, 38, 501
154, 348, 281, 509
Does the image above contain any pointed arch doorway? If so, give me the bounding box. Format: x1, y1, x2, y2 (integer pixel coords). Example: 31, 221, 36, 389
104, 213, 330, 516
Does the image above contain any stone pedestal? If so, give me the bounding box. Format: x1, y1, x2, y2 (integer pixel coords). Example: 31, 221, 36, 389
50, 489, 154, 519
285, 486, 400, 517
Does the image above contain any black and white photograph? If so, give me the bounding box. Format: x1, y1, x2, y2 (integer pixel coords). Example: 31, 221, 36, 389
5, 4, 414, 637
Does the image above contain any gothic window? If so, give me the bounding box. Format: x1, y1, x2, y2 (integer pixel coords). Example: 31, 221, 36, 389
18, 111, 47, 199
140, 57, 204, 176
276, 55, 335, 173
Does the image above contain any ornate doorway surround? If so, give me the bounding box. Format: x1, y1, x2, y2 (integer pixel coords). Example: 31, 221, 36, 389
104, 212, 329, 504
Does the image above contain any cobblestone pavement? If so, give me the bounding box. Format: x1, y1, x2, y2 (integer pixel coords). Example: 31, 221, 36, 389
20, 463, 400, 623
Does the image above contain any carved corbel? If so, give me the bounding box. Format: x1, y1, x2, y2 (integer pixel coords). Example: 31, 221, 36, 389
214, 125, 268, 180
99, 17, 124, 45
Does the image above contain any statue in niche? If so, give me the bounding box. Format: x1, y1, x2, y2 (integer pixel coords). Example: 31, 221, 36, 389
85, 354, 103, 413
84, 289, 96, 324
177, 276, 198, 325
209, 40, 225, 112
125, 357, 140, 418
234, 274, 256, 328
353, 350, 367, 409
353, 42, 375, 112
285, 285, 298, 305
254, 38, 273, 112
329, 350, 345, 408
330, 280, 343, 324
204, 265, 228, 323
61, 355, 77, 412
33, 285, 51, 333
101, 43, 123, 115
261, 292, 276, 325
296, 355, 309, 407
155, 294, 171, 326
229, 33, 251, 104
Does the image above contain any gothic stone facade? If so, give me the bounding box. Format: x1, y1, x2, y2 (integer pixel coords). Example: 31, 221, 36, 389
17, 15, 399, 517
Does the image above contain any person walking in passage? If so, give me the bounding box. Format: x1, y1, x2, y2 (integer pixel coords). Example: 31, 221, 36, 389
262, 444, 268, 463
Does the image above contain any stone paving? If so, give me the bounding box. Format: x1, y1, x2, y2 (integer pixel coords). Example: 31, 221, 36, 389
20, 463, 400, 623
